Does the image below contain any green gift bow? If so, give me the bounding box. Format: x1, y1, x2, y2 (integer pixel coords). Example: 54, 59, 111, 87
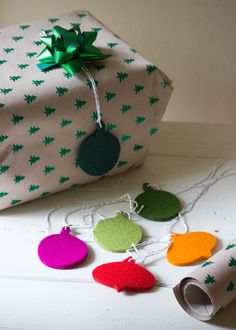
37, 24, 110, 75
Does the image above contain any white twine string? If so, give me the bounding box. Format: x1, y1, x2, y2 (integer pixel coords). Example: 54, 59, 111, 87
42, 193, 139, 237
82, 65, 102, 128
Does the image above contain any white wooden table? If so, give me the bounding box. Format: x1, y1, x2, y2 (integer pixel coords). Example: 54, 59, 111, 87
0, 121, 236, 330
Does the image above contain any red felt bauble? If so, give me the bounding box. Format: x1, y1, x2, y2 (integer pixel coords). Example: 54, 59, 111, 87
92, 257, 156, 292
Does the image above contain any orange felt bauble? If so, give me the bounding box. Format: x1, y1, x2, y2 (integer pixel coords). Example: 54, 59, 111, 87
166, 232, 217, 266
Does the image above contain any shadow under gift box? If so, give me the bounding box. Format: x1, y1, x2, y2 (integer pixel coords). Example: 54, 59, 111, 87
0, 10, 173, 211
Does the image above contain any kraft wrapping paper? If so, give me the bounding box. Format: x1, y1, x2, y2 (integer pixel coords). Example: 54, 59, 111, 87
173, 239, 236, 321
0, 10, 173, 210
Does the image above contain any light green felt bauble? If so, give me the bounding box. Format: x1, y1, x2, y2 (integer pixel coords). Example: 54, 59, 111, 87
94, 212, 142, 252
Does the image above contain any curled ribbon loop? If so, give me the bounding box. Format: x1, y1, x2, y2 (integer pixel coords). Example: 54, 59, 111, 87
37, 24, 110, 75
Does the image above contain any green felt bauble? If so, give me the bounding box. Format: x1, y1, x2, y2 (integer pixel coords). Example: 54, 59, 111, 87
76, 122, 120, 176
135, 183, 182, 222
94, 212, 143, 252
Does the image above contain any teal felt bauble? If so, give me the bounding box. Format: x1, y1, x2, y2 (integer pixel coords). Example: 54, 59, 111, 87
76, 122, 120, 176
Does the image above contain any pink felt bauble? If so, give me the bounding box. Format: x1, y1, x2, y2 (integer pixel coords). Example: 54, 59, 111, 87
38, 227, 88, 269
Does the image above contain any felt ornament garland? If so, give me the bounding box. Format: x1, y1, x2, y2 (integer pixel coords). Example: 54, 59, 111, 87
38, 226, 88, 269
135, 183, 182, 221
92, 257, 156, 292
93, 212, 142, 252
166, 232, 217, 266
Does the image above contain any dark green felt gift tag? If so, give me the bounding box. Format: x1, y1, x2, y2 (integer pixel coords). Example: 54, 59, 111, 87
76, 122, 120, 176
135, 183, 182, 221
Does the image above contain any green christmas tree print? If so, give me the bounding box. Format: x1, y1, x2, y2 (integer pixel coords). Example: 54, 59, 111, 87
92, 27, 102, 32
11, 114, 24, 125
106, 123, 117, 131
121, 134, 132, 143
75, 98, 87, 109
76, 13, 87, 18
0, 88, 13, 95
118, 160, 127, 168
19, 24, 30, 30
10, 75, 22, 82
107, 42, 118, 48
130, 48, 137, 53
34, 41, 42, 46
149, 96, 159, 105
3, 48, 14, 54
0, 192, 8, 198
146, 64, 157, 74
41, 192, 51, 197
59, 176, 70, 184
162, 79, 170, 88
24, 94, 37, 104
28, 126, 40, 135
0, 165, 10, 175
10, 199, 21, 205
29, 155, 40, 165
121, 104, 132, 114
86, 79, 99, 90
44, 166, 55, 175
28, 184, 40, 192
12, 35, 23, 42
117, 72, 128, 82
94, 64, 105, 71
228, 257, 236, 267
48, 18, 59, 24
133, 144, 144, 151
136, 116, 145, 125
134, 84, 144, 94
0, 60, 7, 66
59, 147, 71, 157
75, 130, 87, 139
0, 103, 5, 109
43, 29, 52, 35
226, 243, 236, 250
63, 71, 73, 79
14, 175, 25, 184
71, 183, 81, 188
226, 281, 235, 292
202, 261, 214, 268
32, 80, 44, 87
123, 58, 135, 64
44, 106, 56, 117
56, 86, 69, 96
12, 144, 23, 153
18, 64, 29, 70
149, 127, 158, 136
26, 52, 37, 58
70, 22, 81, 28
43, 136, 55, 146
91, 112, 98, 121
0, 134, 8, 143
60, 119, 72, 128
205, 274, 216, 284
105, 91, 116, 102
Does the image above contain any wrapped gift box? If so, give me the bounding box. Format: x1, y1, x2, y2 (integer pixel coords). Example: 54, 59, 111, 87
0, 10, 173, 210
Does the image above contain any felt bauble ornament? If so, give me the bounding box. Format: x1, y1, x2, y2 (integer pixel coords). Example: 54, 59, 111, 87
38, 227, 88, 269
76, 122, 120, 176
92, 257, 156, 292
166, 231, 217, 266
135, 183, 182, 221
93, 212, 142, 252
